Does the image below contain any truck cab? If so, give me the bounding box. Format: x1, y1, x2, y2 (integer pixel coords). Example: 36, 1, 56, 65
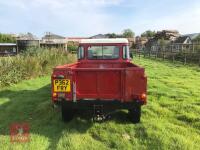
51, 38, 147, 123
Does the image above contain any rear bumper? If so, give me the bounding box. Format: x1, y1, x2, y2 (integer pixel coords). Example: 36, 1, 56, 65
60, 99, 144, 110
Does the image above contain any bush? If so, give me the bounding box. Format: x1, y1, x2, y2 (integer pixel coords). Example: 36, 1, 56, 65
67, 45, 78, 53
0, 48, 76, 87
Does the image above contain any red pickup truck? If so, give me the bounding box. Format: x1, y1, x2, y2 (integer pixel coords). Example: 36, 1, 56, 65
51, 38, 147, 123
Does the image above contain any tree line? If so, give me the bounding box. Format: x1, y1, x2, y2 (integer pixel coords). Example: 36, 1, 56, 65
0, 33, 16, 43
106, 29, 156, 38
106, 29, 135, 38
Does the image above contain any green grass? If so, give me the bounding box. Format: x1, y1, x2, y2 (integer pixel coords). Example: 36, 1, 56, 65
0, 57, 200, 150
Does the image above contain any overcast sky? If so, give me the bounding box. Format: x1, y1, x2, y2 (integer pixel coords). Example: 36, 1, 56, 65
0, 0, 200, 37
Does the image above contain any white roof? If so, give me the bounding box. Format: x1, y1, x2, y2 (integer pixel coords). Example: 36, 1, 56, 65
80, 38, 129, 44
0, 43, 16, 46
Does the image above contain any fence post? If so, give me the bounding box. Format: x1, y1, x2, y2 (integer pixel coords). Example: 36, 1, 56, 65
184, 53, 187, 65
149, 49, 151, 58
139, 49, 141, 59
199, 56, 200, 67
162, 46, 165, 60
155, 49, 158, 59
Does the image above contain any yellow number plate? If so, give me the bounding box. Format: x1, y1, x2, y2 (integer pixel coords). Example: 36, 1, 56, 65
53, 79, 71, 92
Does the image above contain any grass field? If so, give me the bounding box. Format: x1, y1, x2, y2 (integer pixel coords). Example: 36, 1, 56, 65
0, 57, 200, 150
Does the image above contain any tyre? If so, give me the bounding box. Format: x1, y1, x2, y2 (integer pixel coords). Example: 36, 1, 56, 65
128, 105, 141, 123
61, 101, 74, 122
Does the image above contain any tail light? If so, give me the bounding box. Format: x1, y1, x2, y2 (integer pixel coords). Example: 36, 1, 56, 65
140, 93, 147, 104
141, 93, 146, 100
53, 92, 57, 97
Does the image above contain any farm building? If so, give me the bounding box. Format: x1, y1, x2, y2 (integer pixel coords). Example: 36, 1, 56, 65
155, 30, 180, 41
135, 36, 148, 49
67, 37, 88, 46
89, 34, 135, 47
40, 32, 67, 51
17, 33, 40, 51
0, 43, 18, 56
90, 34, 109, 39
127, 37, 135, 48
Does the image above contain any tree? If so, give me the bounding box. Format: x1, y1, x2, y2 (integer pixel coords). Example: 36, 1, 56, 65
141, 30, 156, 38
106, 33, 117, 38
122, 29, 135, 38
158, 38, 167, 47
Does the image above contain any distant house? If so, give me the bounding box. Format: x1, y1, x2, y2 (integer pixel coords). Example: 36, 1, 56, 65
0, 43, 18, 56
16, 33, 40, 51
171, 36, 193, 52
155, 30, 180, 41
144, 30, 181, 51
183, 33, 200, 44
127, 38, 135, 48
173, 36, 192, 44
90, 34, 109, 39
40, 32, 67, 50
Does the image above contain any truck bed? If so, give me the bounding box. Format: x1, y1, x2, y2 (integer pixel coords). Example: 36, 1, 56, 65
53, 62, 147, 103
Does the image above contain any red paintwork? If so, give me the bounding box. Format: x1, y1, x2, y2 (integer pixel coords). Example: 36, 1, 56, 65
51, 42, 147, 104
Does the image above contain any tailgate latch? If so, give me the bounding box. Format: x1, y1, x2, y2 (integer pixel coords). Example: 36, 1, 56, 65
73, 82, 76, 102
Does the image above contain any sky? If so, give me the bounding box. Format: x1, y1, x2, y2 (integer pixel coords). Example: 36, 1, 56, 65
0, 0, 200, 37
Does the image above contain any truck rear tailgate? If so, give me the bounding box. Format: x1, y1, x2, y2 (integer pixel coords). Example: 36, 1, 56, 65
74, 69, 122, 100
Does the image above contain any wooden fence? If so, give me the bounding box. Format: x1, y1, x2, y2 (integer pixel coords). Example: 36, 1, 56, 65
131, 44, 200, 66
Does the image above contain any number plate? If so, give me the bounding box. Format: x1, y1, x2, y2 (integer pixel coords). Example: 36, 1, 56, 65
53, 79, 71, 92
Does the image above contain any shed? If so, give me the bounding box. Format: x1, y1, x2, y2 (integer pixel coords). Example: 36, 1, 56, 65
40, 32, 67, 50
0, 43, 18, 56
16, 33, 40, 51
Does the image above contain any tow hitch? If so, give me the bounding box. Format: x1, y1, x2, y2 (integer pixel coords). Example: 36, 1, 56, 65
93, 105, 106, 122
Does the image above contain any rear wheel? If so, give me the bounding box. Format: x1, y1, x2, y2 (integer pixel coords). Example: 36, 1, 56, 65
61, 101, 74, 122
128, 105, 141, 123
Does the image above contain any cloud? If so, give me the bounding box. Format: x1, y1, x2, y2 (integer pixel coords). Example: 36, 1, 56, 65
0, 0, 126, 36
160, 5, 200, 34
130, 1, 200, 35
0, 0, 200, 36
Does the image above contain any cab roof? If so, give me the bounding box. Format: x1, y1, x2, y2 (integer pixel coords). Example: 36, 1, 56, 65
80, 38, 129, 44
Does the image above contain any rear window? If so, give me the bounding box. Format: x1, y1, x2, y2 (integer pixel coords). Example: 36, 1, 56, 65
88, 46, 119, 59
123, 46, 130, 59
78, 46, 84, 59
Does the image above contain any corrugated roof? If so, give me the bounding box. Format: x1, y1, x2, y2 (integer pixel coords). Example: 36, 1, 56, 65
42, 33, 65, 39
17, 33, 38, 40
